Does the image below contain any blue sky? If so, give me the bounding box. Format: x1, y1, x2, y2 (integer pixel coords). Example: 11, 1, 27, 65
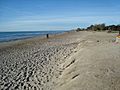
0, 0, 120, 31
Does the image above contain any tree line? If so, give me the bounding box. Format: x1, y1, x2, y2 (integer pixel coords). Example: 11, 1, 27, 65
76, 23, 120, 32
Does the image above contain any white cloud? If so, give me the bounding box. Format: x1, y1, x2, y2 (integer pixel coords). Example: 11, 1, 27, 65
0, 15, 120, 31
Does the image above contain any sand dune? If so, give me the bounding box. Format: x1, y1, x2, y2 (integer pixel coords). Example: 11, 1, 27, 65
54, 32, 120, 90
0, 31, 120, 90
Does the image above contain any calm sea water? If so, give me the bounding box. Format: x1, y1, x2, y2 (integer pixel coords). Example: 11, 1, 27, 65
0, 31, 65, 42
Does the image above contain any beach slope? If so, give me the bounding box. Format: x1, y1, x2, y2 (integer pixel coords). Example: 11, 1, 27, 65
55, 32, 120, 90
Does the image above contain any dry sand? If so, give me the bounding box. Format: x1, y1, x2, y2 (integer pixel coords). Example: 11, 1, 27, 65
0, 31, 120, 90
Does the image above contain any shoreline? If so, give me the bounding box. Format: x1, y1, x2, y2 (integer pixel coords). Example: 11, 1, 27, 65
0, 31, 68, 49
0, 30, 67, 45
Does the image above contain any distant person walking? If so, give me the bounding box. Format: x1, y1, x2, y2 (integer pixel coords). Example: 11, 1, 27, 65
46, 34, 49, 39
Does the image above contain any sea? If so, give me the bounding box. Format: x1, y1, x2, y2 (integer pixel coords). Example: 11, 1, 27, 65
0, 31, 66, 43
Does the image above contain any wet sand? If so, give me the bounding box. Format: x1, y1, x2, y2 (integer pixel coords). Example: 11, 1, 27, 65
0, 31, 120, 90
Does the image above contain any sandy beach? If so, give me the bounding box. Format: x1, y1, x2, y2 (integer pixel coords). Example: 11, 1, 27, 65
0, 31, 120, 90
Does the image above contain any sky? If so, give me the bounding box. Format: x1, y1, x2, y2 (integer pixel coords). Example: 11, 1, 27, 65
0, 0, 120, 31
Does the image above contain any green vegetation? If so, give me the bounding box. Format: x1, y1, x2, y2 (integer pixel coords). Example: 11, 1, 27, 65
75, 23, 120, 33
